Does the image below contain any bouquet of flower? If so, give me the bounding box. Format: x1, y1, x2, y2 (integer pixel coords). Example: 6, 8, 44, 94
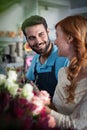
0, 70, 76, 130
0, 70, 58, 130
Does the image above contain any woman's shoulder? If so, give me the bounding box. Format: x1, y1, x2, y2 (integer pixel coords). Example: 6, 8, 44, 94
58, 67, 69, 86
58, 67, 67, 75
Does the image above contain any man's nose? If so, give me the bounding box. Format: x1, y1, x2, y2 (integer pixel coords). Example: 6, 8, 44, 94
35, 36, 42, 43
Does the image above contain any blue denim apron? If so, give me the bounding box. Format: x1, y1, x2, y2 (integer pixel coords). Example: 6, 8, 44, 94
34, 62, 57, 99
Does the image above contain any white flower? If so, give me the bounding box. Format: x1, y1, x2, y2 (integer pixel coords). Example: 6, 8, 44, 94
5, 78, 15, 89
0, 74, 6, 86
21, 83, 34, 101
5, 78, 19, 96
8, 84, 19, 96
7, 70, 17, 81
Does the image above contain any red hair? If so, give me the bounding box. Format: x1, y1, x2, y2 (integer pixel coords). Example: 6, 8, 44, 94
55, 15, 87, 102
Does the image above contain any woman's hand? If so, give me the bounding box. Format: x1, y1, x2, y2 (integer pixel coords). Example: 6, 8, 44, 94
45, 106, 51, 114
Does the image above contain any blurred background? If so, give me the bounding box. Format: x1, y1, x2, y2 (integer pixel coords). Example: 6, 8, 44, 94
0, 0, 87, 74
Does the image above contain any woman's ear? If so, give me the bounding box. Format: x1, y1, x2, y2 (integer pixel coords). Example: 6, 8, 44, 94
68, 35, 73, 43
47, 29, 50, 34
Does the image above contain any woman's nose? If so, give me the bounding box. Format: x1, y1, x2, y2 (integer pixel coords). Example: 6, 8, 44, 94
54, 39, 57, 45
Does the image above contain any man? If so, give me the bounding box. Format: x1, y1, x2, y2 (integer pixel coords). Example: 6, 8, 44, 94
21, 15, 69, 99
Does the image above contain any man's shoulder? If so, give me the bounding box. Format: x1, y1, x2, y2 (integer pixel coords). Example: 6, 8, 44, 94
33, 54, 39, 60
52, 44, 58, 52
51, 44, 58, 56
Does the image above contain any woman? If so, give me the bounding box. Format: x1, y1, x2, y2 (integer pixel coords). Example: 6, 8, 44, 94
45, 15, 87, 130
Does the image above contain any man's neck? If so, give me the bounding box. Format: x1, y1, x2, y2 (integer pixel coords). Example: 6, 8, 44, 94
40, 43, 53, 64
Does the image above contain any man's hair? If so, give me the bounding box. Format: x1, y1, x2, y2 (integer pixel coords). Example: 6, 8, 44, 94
21, 15, 48, 36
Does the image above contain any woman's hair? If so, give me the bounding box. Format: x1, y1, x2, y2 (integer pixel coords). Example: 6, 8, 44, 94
55, 15, 87, 102
21, 15, 48, 36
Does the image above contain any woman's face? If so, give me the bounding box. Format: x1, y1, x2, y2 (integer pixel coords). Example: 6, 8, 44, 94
54, 25, 74, 59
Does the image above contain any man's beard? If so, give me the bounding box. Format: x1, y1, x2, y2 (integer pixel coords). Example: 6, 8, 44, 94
29, 39, 51, 55
40, 40, 50, 56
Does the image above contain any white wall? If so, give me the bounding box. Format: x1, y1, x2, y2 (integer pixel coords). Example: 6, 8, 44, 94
0, 0, 86, 34
0, 0, 38, 32
39, 6, 70, 27
39, 5, 70, 41
0, 4, 24, 32
0, 0, 71, 33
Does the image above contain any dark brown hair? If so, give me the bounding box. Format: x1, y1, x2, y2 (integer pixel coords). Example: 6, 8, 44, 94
21, 15, 48, 37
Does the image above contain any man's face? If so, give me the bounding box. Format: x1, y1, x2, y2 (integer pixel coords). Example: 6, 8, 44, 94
25, 24, 50, 55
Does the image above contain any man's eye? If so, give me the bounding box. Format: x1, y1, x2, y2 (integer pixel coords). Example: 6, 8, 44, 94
39, 32, 44, 37
28, 36, 36, 40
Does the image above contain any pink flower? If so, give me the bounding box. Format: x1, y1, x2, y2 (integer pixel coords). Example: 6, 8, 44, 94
0, 92, 11, 113
31, 96, 44, 115
38, 90, 51, 105
22, 116, 33, 130
14, 107, 24, 118
47, 114, 56, 128
36, 108, 56, 129
10, 97, 29, 118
